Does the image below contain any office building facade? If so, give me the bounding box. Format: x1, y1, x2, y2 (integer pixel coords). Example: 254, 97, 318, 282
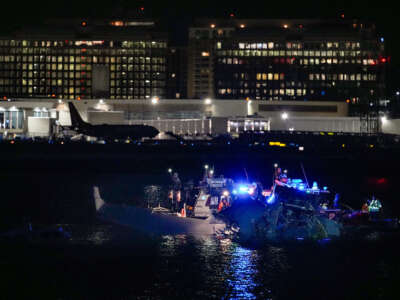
188, 18, 386, 112
0, 19, 168, 100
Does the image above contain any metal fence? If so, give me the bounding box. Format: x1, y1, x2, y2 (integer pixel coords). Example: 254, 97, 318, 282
128, 119, 212, 135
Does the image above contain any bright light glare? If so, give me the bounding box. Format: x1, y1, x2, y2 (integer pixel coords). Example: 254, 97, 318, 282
239, 185, 248, 193
381, 116, 387, 123
299, 146, 304, 151
204, 98, 212, 105
151, 97, 159, 104
281, 112, 288, 120
168, 168, 172, 173
248, 187, 255, 195
223, 190, 229, 196
274, 163, 278, 168
204, 164, 209, 169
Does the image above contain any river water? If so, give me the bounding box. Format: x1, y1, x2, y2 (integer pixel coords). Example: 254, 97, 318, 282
1, 223, 400, 299
1, 147, 400, 299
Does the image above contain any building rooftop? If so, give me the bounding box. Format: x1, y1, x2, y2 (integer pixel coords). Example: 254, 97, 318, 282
191, 18, 376, 34
2, 18, 168, 40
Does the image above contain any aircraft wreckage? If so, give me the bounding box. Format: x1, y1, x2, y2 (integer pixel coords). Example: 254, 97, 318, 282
93, 165, 398, 244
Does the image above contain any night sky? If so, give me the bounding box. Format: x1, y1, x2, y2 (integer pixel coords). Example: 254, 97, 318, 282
1, 0, 398, 93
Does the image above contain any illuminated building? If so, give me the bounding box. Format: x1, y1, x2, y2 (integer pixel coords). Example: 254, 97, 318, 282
0, 19, 168, 100
188, 18, 386, 114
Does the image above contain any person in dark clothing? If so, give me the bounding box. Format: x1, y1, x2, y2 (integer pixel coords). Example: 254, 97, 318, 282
169, 172, 182, 212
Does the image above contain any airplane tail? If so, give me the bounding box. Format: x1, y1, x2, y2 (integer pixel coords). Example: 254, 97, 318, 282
93, 186, 105, 211
68, 102, 86, 128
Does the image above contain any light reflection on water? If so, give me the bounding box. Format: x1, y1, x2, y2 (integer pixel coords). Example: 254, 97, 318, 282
68, 224, 114, 245
65, 226, 285, 299
8, 224, 396, 299
226, 246, 258, 299
158, 234, 271, 299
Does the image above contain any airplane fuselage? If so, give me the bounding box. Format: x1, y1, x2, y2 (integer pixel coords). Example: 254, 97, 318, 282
79, 123, 159, 140
68, 102, 159, 140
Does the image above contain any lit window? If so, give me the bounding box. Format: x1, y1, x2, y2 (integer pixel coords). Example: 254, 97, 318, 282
202, 52, 210, 57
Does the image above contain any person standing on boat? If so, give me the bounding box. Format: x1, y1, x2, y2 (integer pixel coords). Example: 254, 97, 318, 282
368, 195, 382, 220
170, 172, 182, 212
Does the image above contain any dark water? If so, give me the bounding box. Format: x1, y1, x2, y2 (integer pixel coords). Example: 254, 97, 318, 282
1, 146, 400, 299
1, 224, 400, 300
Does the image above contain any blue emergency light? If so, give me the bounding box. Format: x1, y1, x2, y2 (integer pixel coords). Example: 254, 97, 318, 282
291, 179, 303, 183
238, 185, 249, 194
266, 194, 275, 204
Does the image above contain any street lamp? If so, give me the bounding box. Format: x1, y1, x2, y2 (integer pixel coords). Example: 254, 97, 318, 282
204, 164, 209, 169
168, 168, 172, 173
274, 163, 278, 168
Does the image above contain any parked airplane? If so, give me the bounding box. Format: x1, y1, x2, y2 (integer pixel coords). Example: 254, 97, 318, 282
68, 102, 159, 140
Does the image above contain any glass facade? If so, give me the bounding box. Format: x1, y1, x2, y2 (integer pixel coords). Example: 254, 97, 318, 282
214, 40, 384, 103
0, 108, 24, 129
0, 39, 167, 100
188, 19, 386, 114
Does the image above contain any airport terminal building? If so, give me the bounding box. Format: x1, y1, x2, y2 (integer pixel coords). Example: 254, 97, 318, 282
0, 98, 376, 138
0, 17, 394, 138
